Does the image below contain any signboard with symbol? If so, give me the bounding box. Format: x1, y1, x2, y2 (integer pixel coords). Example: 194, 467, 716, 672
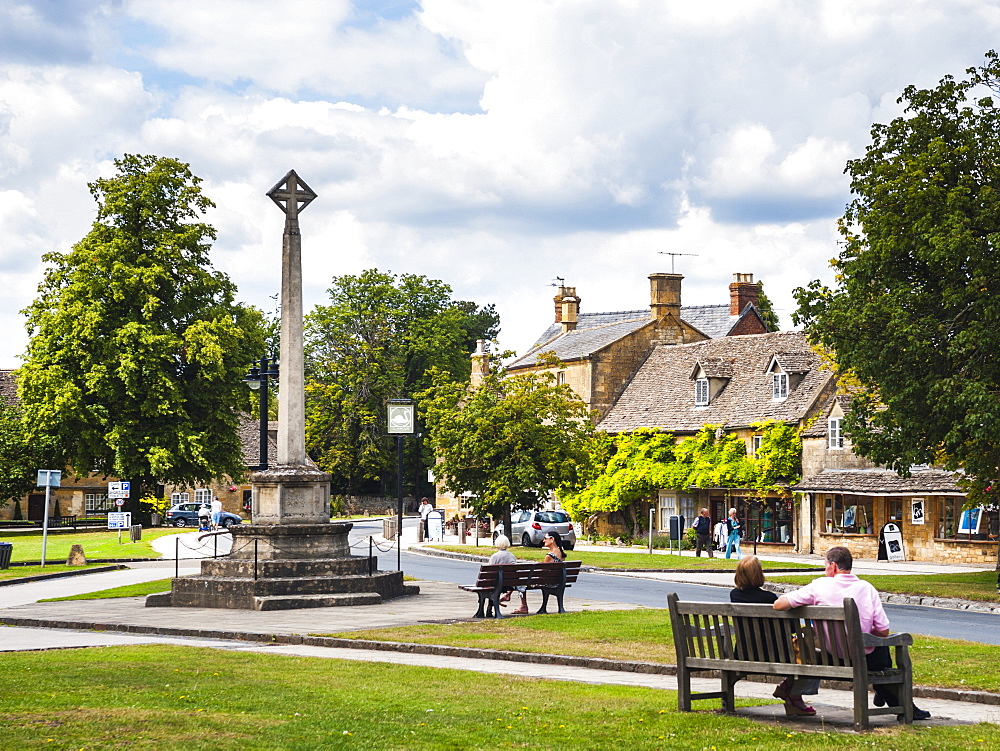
108, 481, 131, 499
107, 512, 131, 530
387, 403, 414, 434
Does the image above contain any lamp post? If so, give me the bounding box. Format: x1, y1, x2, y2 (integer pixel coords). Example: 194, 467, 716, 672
245, 357, 279, 471
388, 398, 415, 572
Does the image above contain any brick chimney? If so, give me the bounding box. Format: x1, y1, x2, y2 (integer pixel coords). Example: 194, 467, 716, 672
649, 273, 682, 321
729, 273, 759, 315
471, 339, 490, 387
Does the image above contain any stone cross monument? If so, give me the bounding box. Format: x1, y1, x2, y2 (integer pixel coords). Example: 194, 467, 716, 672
145, 170, 416, 609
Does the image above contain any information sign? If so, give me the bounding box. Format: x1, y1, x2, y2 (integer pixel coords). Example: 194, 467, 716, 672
427, 510, 444, 541
108, 481, 131, 499
107, 512, 131, 530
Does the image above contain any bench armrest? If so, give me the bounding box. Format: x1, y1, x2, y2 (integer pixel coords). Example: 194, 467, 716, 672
863, 632, 913, 648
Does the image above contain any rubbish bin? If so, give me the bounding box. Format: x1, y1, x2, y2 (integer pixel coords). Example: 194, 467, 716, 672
0, 541, 12, 570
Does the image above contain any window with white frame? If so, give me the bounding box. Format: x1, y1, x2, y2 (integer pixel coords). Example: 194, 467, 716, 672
658, 493, 676, 531
556, 371, 566, 385
170, 491, 190, 504
751, 435, 763, 456
828, 418, 843, 449
194, 489, 212, 504
695, 378, 709, 406
85, 493, 108, 512
772, 372, 788, 400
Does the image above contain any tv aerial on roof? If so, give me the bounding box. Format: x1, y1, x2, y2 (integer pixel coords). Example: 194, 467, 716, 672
548, 276, 566, 287
658, 252, 699, 273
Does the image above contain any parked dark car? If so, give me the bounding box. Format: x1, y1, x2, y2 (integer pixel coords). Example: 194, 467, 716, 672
165, 502, 243, 528
493, 510, 576, 549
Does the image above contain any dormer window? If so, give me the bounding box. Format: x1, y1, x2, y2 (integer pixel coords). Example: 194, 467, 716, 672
695, 378, 709, 406
772, 372, 788, 400
828, 418, 843, 449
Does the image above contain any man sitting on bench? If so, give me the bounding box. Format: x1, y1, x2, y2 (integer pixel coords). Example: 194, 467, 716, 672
773, 546, 931, 722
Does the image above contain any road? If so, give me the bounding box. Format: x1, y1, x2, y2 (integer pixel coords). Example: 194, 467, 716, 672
350, 519, 1000, 645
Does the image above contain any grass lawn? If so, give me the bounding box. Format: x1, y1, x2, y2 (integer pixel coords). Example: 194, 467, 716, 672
0, 528, 181, 563
770, 570, 1000, 604
320, 608, 1000, 695
1, 644, 994, 750
425, 544, 821, 571
38, 578, 174, 601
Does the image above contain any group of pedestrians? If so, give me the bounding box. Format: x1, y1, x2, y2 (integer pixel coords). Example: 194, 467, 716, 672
197, 497, 224, 531
692, 507, 743, 559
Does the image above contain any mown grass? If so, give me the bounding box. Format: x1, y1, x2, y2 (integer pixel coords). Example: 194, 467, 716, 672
425, 544, 821, 571
322, 608, 1000, 694
0, 528, 181, 562
770, 570, 1000, 603
0, 644, 994, 750
38, 578, 174, 601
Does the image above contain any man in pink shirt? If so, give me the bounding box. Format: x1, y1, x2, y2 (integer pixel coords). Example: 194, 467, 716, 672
773, 546, 930, 722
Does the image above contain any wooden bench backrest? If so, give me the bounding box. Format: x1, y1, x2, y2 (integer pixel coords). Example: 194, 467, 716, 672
667, 594, 866, 670
475, 560, 583, 589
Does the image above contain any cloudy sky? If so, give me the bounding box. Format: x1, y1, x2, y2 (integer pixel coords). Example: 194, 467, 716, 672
2, 0, 999, 365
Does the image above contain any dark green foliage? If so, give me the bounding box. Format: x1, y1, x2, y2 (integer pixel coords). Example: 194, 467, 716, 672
419, 353, 596, 525
0, 401, 62, 505
756, 281, 780, 331
304, 269, 499, 495
794, 52, 1000, 506
18, 155, 265, 498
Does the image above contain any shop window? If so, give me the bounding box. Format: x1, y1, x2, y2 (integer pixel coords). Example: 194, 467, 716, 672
886, 497, 903, 523
747, 498, 794, 543
824, 494, 875, 534
940, 502, 999, 540
938, 497, 960, 538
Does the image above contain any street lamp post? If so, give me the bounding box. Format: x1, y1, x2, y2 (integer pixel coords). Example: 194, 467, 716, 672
388, 398, 415, 572
245, 357, 279, 471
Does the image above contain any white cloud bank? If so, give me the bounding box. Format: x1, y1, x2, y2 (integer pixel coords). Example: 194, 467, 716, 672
0, 0, 999, 363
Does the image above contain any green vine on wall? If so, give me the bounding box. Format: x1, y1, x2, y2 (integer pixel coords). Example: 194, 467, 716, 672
561, 421, 802, 521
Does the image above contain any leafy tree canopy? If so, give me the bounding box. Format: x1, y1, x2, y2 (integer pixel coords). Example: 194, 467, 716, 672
304, 269, 499, 495
419, 353, 596, 528
0, 401, 62, 505
793, 51, 1000, 498
756, 282, 780, 332
18, 154, 266, 497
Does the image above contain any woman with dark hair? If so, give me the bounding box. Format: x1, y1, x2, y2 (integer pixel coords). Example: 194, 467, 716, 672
542, 531, 566, 563
730, 556, 819, 716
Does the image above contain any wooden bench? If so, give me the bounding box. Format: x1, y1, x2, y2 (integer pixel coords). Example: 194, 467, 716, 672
461, 561, 583, 618
666, 593, 914, 730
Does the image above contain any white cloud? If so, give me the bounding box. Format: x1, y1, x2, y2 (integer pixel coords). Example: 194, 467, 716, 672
1, 1, 1000, 365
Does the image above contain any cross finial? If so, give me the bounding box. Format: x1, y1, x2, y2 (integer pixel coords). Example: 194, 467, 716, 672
266, 170, 317, 219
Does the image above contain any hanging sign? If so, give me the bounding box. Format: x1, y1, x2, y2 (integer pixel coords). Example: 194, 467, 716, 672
387, 402, 414, 434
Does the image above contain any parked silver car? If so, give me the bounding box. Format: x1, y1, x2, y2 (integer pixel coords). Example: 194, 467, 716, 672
493, 510, 576, 549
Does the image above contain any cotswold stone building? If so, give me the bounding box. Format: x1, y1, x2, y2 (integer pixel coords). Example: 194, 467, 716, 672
507, 272, 769, 419
794, 395, 993, 565
598, 330, 832, 550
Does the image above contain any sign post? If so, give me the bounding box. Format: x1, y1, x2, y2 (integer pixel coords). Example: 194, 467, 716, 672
387, 399, 415, 572
36, 470, 62, 568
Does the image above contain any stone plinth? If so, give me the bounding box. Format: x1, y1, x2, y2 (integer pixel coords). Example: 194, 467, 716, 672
229, 522, 350, 560
250, 464, 331, 524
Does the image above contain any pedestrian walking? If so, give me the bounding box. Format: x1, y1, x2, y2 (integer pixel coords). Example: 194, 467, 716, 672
692, 508, 714, 557
725, 507, 743, 559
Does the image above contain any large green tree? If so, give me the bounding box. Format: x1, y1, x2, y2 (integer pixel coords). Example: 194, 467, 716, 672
419, 354, 596, 535
0, 401, 62, 506
18, 155, 265, 505
304, 269, 499, 495
793, 52, 1000, 506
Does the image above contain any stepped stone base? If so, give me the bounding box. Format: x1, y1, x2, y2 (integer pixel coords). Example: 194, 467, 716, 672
146, 521, 419, 611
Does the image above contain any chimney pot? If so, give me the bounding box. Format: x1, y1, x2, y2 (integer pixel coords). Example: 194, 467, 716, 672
649, 273, 683, 321
729, 273, 759, 316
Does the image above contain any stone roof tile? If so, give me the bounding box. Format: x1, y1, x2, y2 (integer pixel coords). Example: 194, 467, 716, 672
598, 330, 829, 434
793, 468, 963, 495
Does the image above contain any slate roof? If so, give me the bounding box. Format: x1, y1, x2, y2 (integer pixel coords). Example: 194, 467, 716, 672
793, 468, 964, 495
511, 303, 754, 368
599, 330, 830, 434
